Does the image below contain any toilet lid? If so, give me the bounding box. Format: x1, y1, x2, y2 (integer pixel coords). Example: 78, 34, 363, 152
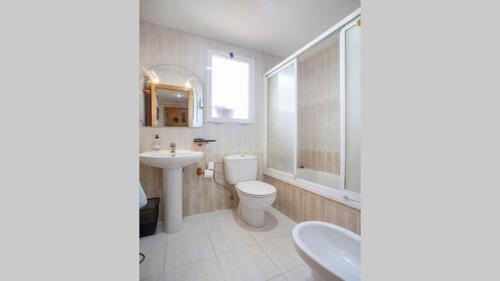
236, 181, 276, 197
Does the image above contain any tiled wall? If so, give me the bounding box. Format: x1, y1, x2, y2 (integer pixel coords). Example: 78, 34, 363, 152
264, 175, 361, 234
140, 151, 264, 219
139, 20, 281, 219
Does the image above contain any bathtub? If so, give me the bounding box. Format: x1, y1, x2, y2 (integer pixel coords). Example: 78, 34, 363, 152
297, 167, 341, 189
264, 166, 360, 210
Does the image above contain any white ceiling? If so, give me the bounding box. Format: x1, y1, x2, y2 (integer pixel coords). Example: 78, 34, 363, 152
140, 0, 360, 57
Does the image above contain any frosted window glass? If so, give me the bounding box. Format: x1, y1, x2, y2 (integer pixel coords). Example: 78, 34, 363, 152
267, 63, 296, 174
210, 55, 250, 119
345, 24, 362, 193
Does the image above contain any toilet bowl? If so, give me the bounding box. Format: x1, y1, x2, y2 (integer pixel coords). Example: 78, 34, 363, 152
224, 154, 277, 227
236, 181, 276, 227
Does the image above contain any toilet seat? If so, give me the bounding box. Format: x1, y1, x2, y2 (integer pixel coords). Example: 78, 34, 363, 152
236, 181, 276, 198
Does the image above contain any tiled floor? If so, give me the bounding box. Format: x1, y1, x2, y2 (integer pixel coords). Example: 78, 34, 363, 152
140, 207, 325, 281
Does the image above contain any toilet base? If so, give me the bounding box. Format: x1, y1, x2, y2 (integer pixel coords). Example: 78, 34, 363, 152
238, 203, 266, 227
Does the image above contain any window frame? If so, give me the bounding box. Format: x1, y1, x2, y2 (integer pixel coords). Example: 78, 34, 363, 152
206, 49, 255, 124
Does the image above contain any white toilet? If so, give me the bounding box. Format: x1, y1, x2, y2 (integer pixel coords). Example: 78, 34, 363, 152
224, 154, 276, 227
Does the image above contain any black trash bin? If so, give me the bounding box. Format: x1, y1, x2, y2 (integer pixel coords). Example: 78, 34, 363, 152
140, 197, 160, 237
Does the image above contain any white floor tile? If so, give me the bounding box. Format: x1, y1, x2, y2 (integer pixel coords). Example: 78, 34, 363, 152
139, 245, 166, 280
269, 207, 297, 223
217, 244, 281, 281
208, 224, 256, 254
206, 208, 239, 230
164, 213, 209, 239
283, 264, 325, 281
248, 210, 296, 242
140, 272, 163, 281
141, 208, 304, 281
165, 232, 215, 270
260, 234, 304, 272
140, 232, 169, 251
268, 275, 288, 281
165, 257, 224, 281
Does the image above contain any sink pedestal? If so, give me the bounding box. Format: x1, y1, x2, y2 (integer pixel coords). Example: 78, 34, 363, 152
162, 168, 183, 233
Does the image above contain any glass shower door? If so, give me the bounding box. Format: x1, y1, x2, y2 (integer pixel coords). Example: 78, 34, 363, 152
296, 31, 341, 189
264, 13, 361, 203
266, 60, 297, 175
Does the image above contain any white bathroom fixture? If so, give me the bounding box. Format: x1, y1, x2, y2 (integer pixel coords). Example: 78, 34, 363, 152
223, 154, 276, 227
139, 150, 203, 233
292, 221, 361, 281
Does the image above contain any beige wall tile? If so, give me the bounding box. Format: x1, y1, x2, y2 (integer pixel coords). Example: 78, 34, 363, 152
266, 176, 286, 214
139, 20, 281, 218
183, 184, 202, 216
183, 162, 203, 186
140, 163, 163, 219
303, 191, 327, 221
325, 199, 360, 234
264, 175, 361, 235
284, 185, 305, 222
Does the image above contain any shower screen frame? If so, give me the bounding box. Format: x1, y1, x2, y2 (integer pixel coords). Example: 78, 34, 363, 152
263, 8, 361, 208
263, 58, 298, 178
340, 18, 361, 203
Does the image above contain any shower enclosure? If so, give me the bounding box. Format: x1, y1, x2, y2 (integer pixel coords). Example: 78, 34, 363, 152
264, 9, 361, 205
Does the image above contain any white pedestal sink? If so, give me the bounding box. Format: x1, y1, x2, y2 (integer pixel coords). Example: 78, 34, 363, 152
139, 150, 203, 233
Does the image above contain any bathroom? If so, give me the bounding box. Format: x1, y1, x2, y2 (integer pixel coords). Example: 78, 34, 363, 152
139, 1, 361, 280
4, 0, 498, 281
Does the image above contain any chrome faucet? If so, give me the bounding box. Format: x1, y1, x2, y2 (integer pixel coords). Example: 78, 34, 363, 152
170, 142, 176, 154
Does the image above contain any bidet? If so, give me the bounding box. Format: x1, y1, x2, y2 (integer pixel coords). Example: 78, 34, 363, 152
292, 221, 361, 281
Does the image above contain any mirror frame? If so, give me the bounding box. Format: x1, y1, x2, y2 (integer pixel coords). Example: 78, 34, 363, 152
141, 64, 204, 128
150, 83, 193, 127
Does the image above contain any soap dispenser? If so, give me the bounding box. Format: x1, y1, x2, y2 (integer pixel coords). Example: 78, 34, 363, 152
152, 134, 161, 151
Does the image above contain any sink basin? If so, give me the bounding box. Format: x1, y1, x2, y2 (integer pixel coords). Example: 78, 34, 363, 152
140, 150, 203, 169
292, 221, 361, 281
139, 150, 203, 233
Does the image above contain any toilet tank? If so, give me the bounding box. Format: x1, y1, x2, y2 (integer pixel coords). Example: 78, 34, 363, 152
223, 154, 257, 184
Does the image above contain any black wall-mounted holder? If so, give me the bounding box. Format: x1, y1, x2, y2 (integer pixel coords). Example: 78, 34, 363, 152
193, 138, 216, 146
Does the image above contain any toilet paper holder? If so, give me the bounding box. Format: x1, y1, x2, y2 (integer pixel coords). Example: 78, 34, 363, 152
196, 161, 216, 177
203, 161, 215, 178
196, 167, 203, 175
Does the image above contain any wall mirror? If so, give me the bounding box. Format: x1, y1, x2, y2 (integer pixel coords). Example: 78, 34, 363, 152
141, 64, 203, 127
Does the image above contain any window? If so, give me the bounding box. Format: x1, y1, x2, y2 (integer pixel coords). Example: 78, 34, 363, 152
207, 50, 254, 123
